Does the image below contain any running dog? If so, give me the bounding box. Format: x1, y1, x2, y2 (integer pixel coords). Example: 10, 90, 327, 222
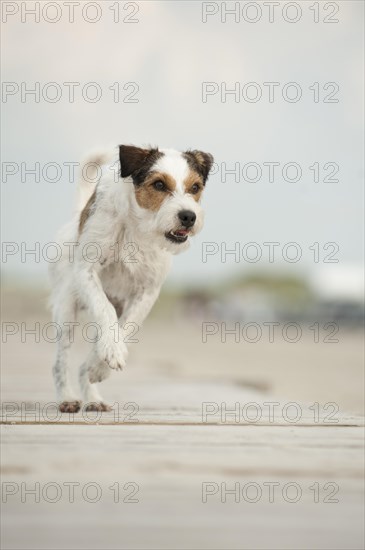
49, 145, 213, 412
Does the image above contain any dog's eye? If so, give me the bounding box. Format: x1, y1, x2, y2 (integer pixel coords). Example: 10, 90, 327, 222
190, 183, 201, 194
153, 180, 166, 191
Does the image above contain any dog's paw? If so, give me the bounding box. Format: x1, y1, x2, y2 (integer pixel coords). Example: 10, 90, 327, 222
59, 400, 81, 413
84, 402, 112, 412
98, 339, 128, 371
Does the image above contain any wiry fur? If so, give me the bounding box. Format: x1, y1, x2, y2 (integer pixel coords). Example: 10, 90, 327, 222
49, 145, 213, 412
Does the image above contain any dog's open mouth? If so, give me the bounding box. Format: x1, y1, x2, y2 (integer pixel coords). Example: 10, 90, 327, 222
165, 229, 189, 243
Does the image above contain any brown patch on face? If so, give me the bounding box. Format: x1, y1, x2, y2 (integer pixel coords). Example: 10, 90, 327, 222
183, 150, 214, 182
183, 171, 204, 202
79, 191, 96, 234
134, 171, 176, 211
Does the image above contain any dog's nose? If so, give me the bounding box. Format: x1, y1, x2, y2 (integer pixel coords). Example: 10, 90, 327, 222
178, 210, 196, 228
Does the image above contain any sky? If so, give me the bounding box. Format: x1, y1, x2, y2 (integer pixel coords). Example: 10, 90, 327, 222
1, 0, 364, 289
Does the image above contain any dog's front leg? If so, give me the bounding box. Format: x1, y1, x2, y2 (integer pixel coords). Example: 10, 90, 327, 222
87, 287, 161, 384
119, 287, 161, 342
75, 263, 128, 371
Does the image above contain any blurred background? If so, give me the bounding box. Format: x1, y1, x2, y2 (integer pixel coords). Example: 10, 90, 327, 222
2, 0, 364, 412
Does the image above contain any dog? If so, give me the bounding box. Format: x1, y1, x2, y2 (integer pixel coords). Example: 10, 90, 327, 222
49, 145, 214, 412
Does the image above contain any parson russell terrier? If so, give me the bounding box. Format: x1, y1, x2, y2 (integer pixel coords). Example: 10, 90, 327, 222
49, 145, 214, 412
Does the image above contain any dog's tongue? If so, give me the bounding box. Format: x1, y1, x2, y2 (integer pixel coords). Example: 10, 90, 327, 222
175, 230, 188, 237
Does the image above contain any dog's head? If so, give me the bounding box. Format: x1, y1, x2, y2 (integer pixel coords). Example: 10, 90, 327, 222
119, 145, 213, 253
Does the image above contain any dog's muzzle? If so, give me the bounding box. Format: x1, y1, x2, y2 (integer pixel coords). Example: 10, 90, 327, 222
165, 210, 196, 244
178, 210, 196, 228
165, 228, 190, 243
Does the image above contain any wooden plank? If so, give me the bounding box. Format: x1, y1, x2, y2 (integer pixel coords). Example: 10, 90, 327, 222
1, 323, 364, 549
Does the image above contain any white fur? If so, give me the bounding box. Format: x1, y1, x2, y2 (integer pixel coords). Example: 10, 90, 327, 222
155, 149, 189, 193
49, 146, 206, 411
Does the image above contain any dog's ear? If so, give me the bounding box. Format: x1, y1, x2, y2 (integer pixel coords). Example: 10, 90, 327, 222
119, 145, 156, 178
184, 150, 214, 182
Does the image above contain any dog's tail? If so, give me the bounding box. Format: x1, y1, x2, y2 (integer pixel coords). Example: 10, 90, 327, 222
77, 148, 116, 211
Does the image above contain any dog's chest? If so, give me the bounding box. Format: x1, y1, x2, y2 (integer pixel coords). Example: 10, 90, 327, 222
99, 245, 171, 299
